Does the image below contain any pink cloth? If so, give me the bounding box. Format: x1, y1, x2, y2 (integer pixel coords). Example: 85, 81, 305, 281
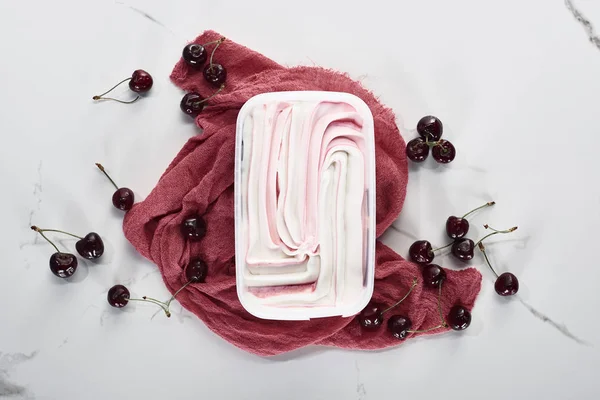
123, 30, 482, 356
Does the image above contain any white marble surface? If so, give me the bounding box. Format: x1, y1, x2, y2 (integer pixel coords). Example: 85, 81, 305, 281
2, 0, 600, 398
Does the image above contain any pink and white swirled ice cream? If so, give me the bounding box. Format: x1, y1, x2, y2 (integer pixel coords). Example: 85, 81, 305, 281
235, 92, 375, 320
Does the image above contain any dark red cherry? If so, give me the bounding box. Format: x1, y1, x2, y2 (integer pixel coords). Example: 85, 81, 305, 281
451, 238, 474, 261
495, 272, 519, 296
432, 140, 456, 163
128, 70, 153, 93
182, 44, 207, 68
421, 264, 446, 289
75, 232, 104, 260
180, 92, 206, 117
49, 252, 78, 278
409, 240, 434, 264
112, 188, 134, 211
387, 315, 412, 340
417, 115, 443, 141
185, 258, 208, 282
107, 285, 130, 308
406, 138, 429, 162
203, 63, 227, 87
446, 216, 469, 240
180, 215, 206, 241
447, 305, 471, 331
358, 302, 384, 330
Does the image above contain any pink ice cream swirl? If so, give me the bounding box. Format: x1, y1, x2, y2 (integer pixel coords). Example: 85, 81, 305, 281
240, 100, 368, 307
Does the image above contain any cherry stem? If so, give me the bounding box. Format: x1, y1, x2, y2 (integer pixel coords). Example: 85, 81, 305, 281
30, 226, 60, 253
209, 37, 225, 70
381, 277, 418, 314
32, 228, 82, 240
197, 84, 225, 105
407, 324, 446, 334
437, 281, 447, 327
166, 280, 194, 308
95, 163, 119, 190
475, 225, 518, 247
92, 78, 139, 103
478, 242, 499, 278
432, 242, 453, 252
462, 201, 496, 219
127, 298, 171, 317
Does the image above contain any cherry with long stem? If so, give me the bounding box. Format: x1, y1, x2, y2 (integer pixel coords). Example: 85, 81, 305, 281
446, 201, 495, 239
358, 278, 418, 330
31, 226, 78, 278
96, 163, 135, 211
478, 241, 520, 296
93, 78, 139, 104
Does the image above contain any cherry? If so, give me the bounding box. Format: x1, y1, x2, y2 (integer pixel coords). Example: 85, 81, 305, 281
185, 258, 208, 282
95, 163, 135, 211
431, 140, 456, 164
357, 303, 385, 330
417, 116, 443, 141
180, 84, 225, 118
447, 305, 471, 331
181, 215, 207, 241
107, 284, 171, 317
421, 264, 446, 289
182, 37, 225, 69
31, 226, 104, 260
446, 201, 496, 240
406, 138, 429, 162
49, 252, 78, 278
451, 238, 475, 262
31, 226, 78, 278
129, 70, 153, 93
203, 63, 227, 87
107, 284, 130, 308
478, 242, 519, 297
409, 241, 451, 264
92, 70, 152, 104
182, 44, 207, 68
387, 315, 412, 339
409, 240, 433, 264
495, 272, 519, 296
202, 38, 226, 87
358, 278, 417, 330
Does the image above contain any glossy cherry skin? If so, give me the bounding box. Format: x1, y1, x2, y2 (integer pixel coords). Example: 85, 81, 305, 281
112, 188, 134, 211
409, 240, 434, 264
75, 232, 104, 260
129, 70, 153, 93
406, 138, 429, 162
180, 215, 207, 241
107, 285, 130, 308
358, 302, 384, 330
446, 216, 469, 239
49, 252, 78, 278
432, 140, 456, 163
421, 264, 446, 289
417, 115, 443, 141
495, 272, 519, 296
387, 315, 412, 340
182, 44, 207, 68
180, 93, 206, 117
447, 305, 471, 331
203, 63, 227, 87
451, 238, 474, 261
185, 258, 208, 282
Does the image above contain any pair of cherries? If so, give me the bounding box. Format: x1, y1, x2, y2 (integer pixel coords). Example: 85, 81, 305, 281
180, 37, 228, 118
409, 202, 520, 296
108, 213, 209, 316
31, 226, 104, 278
93, 70, 153, 104
406, 116, 456, 164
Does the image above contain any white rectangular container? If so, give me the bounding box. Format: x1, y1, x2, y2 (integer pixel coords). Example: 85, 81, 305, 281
234, 91, 376, 320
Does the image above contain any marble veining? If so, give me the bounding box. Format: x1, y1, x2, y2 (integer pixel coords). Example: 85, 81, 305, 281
0, 351, 38, 399
565, 0, 600, 51
519, 300, 591, 346
355, 361, 367, 400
